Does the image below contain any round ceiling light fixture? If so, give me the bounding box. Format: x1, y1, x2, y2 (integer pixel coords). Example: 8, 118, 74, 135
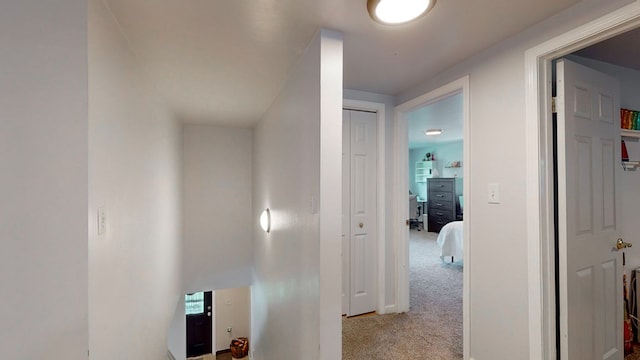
367, 0, 436, 25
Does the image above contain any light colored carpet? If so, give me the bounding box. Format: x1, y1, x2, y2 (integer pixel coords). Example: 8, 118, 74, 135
343, 230, 463, 359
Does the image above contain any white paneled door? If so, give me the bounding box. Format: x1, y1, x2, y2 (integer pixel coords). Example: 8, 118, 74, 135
342, 109, 377, 317
556, 58, 623, 360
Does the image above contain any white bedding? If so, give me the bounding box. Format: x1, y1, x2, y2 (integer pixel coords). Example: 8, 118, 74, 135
436, 221, 464, 261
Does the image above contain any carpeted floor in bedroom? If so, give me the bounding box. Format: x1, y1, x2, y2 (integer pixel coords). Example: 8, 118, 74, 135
342, 229, 463, 360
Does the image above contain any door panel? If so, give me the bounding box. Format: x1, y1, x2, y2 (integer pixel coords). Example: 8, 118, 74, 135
342, 109, 377, 316
342, 110, 350, 315
354, 234, 367, 295
349, 110, 377, 316
354, 155, 368, 215
556, 58, 622, 360
186, 291, 213, 357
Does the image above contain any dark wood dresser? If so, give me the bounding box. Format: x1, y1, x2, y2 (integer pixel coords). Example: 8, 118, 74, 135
427, 178, 457, 232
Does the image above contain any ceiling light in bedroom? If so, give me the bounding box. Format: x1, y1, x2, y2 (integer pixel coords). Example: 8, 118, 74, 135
367, 0, 436, 25
425, 129, 443, 136
260, 208, 271, 233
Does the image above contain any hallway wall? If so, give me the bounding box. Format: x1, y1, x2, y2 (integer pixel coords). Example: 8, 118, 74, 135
397, 0, 634, 358
182, 124, 253, 293
0, 1, 89, 358
88, 0, 183, 358
252, 29, 343, 360
215, 287, 251, 352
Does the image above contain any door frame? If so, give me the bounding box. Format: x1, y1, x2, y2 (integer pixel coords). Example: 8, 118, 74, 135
393, 75, 470, 358
525, 3, 640, 359
343, 99, 387, 315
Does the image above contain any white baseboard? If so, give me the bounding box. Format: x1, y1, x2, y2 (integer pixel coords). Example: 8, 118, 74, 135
384, 304, 397, 314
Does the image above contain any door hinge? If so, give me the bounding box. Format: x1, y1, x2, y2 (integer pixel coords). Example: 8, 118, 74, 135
552, 97, 557, 114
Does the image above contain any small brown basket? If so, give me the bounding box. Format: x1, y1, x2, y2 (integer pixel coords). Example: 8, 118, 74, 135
230, 337, 249, 358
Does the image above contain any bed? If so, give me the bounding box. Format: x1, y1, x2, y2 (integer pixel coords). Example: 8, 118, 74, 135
436, 221, 464, 263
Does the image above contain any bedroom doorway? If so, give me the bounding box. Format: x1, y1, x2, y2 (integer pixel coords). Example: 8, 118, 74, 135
394, 76, 470, 357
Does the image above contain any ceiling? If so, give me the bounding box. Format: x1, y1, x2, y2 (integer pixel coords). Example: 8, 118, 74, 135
573, 27, 640, 71
407, 92, 463, 149
404, 20, 640, 150
104, 0, 581, 126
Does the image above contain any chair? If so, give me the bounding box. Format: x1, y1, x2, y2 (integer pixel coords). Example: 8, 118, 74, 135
409, 194, 422, 230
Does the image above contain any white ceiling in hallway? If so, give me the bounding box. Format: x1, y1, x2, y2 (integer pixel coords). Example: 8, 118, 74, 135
103, 0, 581, 125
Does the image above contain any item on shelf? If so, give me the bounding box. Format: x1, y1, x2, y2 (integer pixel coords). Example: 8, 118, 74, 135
621, 108, 640, 130
622, 140, 629, 162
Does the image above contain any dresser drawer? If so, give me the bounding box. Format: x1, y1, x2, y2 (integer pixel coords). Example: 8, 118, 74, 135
428, 218, 452, 233
428, 179, 453, 192
429, 191, 454, 202
429, 199, 453, 211
429, 208, 455, 221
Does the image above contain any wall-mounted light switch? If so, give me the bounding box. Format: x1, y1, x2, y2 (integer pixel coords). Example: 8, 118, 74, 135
97, 206, 107, 235
488, 183, 500, 204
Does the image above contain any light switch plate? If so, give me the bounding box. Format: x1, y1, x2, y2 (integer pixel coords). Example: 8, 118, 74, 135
488, 183, 500, 204
97, 206, 107, 235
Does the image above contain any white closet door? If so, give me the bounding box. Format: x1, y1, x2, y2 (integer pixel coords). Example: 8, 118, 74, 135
343, 109, 377, 316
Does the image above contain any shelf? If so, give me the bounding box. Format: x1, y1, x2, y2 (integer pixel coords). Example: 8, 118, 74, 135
622, 161, 640, 171
621, 129, 640, 140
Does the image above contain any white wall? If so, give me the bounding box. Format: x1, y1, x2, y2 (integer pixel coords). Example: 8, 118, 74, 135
396, 0, 633, 358
343, 89, 397, 309
168, 296, 186, 360
252, 29, 343, 360
88, 1, 183, 358
182, 124, 253, 293
0, 1, 88, 358
568, 56, 640, 272
172, 124, 252, 358
215, 287, 251, 351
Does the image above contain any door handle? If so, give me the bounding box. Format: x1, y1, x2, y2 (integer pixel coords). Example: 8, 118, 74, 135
616, 238, 632, 251
359, 222, 364, 228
